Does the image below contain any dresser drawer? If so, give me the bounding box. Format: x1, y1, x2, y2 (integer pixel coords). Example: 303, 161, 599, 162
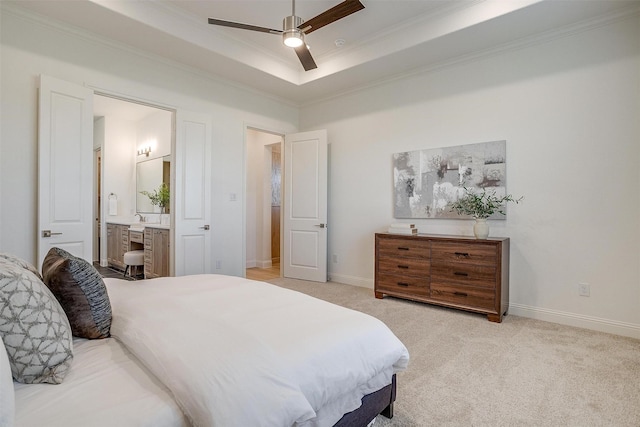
377, 237, 430, 259
129, 230, 144, 244
431, 241, 497, 266
430, 283, 495, 310
376, 273, 429, 297
431, 264, 497, 289
378, 257, 429, 276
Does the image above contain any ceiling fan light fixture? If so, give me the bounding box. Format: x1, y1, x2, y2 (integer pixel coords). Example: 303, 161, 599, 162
283, 29, 304, 47
283, 15, 304, 48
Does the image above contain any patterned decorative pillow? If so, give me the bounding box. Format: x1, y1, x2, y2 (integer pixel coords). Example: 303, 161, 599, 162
42, 247, 112, 339
0, 252, 42, 280
0, 257, 74, 384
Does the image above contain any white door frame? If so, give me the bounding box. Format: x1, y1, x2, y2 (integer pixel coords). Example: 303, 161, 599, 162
93, 147, 101, 263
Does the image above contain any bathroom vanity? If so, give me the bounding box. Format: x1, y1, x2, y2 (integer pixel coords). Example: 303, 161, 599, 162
107, 221, 170, 278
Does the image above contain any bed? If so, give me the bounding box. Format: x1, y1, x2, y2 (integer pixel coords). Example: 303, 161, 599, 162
12, 337, 189, 427
1, 251, 409, 427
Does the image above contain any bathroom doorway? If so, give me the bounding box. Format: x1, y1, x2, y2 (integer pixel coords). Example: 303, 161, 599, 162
92, 94, 173, 268
245, 128, 283, 281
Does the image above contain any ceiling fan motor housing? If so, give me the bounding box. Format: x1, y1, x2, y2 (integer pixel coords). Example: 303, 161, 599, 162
283, 15, 304, 47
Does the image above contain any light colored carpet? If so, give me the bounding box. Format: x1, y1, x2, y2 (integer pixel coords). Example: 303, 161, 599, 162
269, 277, 640, 427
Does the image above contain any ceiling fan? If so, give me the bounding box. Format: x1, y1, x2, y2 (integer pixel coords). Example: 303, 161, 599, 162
208, 0, 365, 71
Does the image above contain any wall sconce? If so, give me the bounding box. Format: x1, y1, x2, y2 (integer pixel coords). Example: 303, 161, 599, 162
137, 146, 151, 157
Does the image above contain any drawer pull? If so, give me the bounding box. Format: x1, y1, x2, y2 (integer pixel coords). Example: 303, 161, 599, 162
454, 272, 469, 276
397, 282, 409, 287
454, 291, 468, 297
397, 265, 409, 269
397, 247, 410, 251
455, 252, 470, 258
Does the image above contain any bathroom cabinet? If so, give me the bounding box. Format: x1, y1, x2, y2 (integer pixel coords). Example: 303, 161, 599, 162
107, 222, 170, 279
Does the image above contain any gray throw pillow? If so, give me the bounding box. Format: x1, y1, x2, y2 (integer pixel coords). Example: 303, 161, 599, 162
0, 257, 74, 384
42, 247, 112, 339
0, 253, 42, 280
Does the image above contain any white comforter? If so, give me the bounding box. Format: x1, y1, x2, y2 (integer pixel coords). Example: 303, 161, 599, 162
105, 275, 409, 427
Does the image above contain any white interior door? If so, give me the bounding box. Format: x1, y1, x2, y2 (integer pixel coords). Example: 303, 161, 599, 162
38, 75, 94, 267
283, 130, 328, 282
174, 110, 212, 276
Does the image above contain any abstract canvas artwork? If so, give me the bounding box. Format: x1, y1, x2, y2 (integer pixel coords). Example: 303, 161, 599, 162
393, 140, 507, 219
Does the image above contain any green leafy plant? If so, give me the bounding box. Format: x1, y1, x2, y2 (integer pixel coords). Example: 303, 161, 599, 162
140, 183, 170, 210
449, 187, 523, 219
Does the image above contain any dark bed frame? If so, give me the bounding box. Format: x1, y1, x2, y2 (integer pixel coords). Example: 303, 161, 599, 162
333, 374, 396, 427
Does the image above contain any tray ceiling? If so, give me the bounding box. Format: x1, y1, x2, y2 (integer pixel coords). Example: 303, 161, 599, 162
6, 0, 639, 105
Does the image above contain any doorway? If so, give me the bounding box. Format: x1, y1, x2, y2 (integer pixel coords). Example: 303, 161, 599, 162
245, 128, 283, 280
38, 75, 213, 275
92, 94, 173, 268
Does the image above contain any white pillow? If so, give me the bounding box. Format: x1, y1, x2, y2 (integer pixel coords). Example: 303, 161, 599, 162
0, 336, 15, 427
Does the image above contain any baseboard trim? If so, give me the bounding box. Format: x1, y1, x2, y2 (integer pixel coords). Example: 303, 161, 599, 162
327, 274, 640, 339
509, 303, 640, 340
257, 260, 272, 269
328, 273, 373, 289
246, 260, 273, 269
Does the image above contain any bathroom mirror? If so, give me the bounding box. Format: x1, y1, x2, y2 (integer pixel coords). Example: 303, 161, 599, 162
136, 156, 170, 213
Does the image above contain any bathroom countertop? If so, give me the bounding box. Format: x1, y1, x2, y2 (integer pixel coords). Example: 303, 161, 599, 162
106, 219, 170, 230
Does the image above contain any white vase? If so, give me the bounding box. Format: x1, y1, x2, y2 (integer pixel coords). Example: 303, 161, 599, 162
473, 218, 489, 239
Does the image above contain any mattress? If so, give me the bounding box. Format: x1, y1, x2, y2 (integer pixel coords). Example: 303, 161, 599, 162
13, 338, 189, 427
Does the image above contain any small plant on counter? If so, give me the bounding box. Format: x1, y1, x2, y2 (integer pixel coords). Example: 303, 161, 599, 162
140, 183, 170, 211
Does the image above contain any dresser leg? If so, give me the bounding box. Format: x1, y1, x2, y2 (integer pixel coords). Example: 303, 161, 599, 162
487, 313, 502, 323
375, 291, 384, 299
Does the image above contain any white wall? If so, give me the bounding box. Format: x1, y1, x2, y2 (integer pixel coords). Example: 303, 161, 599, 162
103, 116, 136, 219
0, 6, 298, 277
300, 14, 640, 338
136, 110, 172, 161
134, 108, 173, 220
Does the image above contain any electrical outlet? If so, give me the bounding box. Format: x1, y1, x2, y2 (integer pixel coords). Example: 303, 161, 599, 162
578, 282, 590, 297
332, 254, 338, 263
215, 260, 222, 269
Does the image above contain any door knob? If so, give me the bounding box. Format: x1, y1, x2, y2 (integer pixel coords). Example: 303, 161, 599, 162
199, 225, 210, 230
315, 223, 327, 228
42, 230, 63, 238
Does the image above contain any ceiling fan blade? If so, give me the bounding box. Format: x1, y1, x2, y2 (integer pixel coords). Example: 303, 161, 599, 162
299, 0, 365, 34
294, 44, 318, 71
208, 18, 282, 34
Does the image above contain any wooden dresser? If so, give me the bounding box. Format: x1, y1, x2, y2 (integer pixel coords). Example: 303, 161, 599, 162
375, 233, 509, 322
